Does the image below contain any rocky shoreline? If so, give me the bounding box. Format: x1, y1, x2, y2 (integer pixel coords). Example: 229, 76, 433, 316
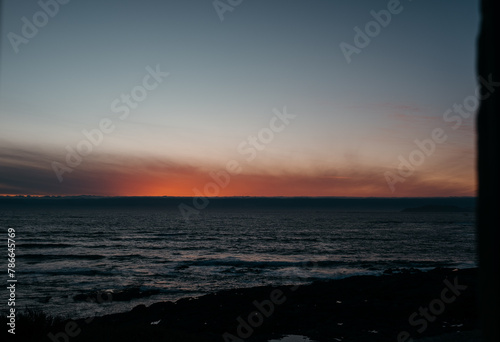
8, 267, 479, 342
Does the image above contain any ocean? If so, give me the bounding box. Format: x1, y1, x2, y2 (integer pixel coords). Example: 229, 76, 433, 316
1, 207, 476, 319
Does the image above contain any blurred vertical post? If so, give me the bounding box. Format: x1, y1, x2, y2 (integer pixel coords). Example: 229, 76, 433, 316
0, 0, 3, 93
477, 0, 499, 341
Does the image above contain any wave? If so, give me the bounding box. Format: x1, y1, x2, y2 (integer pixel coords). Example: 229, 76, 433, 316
43, 268, 113, 276
108, 254, 146, 260
73, 286, 160, 302
20, 254, 106, 260
176, 258, 457, 270
17, 243, 74, 249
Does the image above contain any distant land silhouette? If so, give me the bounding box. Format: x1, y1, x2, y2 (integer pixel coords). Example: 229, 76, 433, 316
0, 196, 476, 212
401, 205, 473, 212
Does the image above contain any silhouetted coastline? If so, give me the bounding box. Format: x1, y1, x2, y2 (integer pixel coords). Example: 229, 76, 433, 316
0, 196, 476, 212
401, 205, 474, 213
3, 267, 479, 342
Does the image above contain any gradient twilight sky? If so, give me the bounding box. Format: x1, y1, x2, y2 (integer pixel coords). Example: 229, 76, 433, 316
0, 0, 479, 197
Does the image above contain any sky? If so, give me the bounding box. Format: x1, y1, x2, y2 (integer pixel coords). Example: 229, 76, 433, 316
0, 0, 480, 197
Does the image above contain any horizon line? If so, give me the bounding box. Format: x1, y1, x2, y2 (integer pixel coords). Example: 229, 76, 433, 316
0, 195, 477, 199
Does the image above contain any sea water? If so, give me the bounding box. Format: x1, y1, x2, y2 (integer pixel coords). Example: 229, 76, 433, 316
0, 208, 476, 319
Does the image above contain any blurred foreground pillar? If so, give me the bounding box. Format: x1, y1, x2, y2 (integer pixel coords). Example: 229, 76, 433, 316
477, 0, 499, 341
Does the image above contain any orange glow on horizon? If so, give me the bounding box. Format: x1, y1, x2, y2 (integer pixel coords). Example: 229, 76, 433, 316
106, 172, 476, 198
0, 154, 476, 198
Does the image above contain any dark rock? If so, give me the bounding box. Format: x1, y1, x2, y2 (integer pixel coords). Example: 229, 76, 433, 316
60, 267, 479, 342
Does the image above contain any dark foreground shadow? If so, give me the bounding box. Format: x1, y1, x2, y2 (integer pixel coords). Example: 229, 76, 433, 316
477, 0, 500, 341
